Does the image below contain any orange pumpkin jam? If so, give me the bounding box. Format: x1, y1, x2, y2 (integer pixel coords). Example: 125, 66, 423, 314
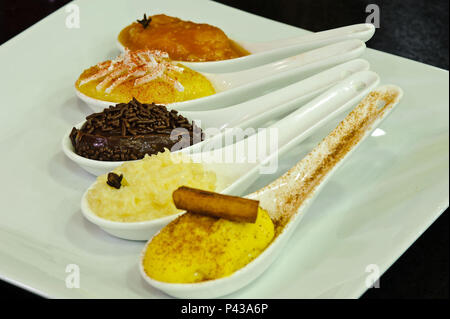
118, 14, 249, 62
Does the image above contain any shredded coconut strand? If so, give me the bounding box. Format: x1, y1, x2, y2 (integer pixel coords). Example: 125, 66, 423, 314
79, 49, 185, 93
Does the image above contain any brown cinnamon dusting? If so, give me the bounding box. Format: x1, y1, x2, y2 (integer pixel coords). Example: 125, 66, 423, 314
261, 89, 400, 236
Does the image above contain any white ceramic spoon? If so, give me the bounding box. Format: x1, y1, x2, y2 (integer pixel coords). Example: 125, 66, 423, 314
77, 39, 366, 112
64, 59, 370, 176
117, 23, 375, 73
139, 85, 403, 299
80, 70, 379, 240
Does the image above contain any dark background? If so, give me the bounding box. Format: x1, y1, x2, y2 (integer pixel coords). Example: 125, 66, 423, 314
0, 0, 448, 299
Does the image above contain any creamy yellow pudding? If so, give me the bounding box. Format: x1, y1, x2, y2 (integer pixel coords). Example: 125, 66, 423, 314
76, 49, 215, 104
86, 150, 217, 222
142, 207, 274, 283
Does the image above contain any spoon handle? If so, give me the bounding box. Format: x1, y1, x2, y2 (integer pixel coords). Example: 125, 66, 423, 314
219, 71, 379, 195
244, 24, 375, 53
184, 59, 370, 130
264, 71, 380, 165
181, 24, 374, 73
254, 85, 404, 223
211, 40, 366, 91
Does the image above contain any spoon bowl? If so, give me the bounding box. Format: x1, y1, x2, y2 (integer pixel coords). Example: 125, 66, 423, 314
118, 23, 375, 73
77, 40, 366, 112
79, 70, 380, 240
139, 85, 403, 298
64, 59, 370, 176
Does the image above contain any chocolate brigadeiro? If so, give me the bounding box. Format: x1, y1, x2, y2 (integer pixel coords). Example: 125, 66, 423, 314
70, 98, 203, 161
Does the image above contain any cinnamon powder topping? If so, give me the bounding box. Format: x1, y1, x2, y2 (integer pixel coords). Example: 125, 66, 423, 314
250, 87, 402, 235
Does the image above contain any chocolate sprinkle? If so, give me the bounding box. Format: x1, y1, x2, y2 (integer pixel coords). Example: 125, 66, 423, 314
107, 172, 123, 189
70, 98, 203, 161
80, 97, 195, 136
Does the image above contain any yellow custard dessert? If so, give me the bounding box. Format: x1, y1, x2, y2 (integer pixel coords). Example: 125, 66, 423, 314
142, 207, 274, 283
86, 150, 217, 222
76, 49, 215, 104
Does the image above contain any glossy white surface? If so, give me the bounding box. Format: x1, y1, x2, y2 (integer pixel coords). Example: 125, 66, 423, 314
79, 71, 379, 240
64, 59, 370, 176
117, 23, 374, 73
77, 39, 366, 112
0, 0, 448, 298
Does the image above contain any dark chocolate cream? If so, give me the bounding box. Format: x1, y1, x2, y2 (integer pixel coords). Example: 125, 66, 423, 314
70, 98, 202, 161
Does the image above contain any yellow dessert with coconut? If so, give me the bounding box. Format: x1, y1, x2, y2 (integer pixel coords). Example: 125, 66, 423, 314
86, 150, 217, 222
142, 207, 274, 283
76, 49, 215, 104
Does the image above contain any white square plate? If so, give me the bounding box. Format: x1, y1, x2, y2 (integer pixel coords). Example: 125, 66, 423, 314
0, 0, 448, 298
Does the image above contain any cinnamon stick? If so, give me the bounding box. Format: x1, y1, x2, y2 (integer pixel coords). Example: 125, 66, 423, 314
172, 186, 259, 223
